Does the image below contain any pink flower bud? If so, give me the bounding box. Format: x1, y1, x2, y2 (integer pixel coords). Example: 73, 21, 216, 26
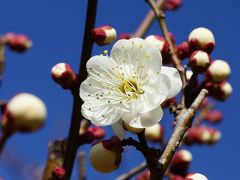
88, 126, 106, 139
92, 25, 117, 45
118, 33, 132, 40
208, 128, 221, 144
89, 136, 122, 173
123, 121, 144, 134
186, 173, 208, 180
206, 81, 232, 101
145, 123, 164, 142
177, 41, 190, 59
164, 0, 182, 11
188, 27, 215, 53
52, 166, 65, 179
189, 50, 210, 74
2, 93, 47, 134
199, 98, 209, 109
206, 60, 231, 83
206, 110, 222, 123
51, 63, 77, 89
185, 127, 211, 145
170, 149, 192, 175
4, 33, 32, 52
162, 97, 176, 108
145, 35, 170, 57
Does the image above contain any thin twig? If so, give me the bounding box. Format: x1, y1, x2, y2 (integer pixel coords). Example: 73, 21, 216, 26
77, 152, 86, 180
146, 0, 187, 107
116, 161, 147, 180
0, 132, 8, 155
0, 39, 5, 82
134, 0, 166, 37
156, 89, 208, 179
63, 0, 98, 179
42, 139, 67, 180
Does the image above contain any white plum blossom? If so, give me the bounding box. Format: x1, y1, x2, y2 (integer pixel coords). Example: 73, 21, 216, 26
80, 38, 182, 129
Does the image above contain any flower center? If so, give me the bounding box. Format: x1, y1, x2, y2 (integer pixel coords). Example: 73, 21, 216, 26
119, 79, 144, 99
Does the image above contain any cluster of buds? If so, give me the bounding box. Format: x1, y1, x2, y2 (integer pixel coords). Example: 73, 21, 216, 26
145, 123, 164, 142
92, 25, 117, 45
170, 149, 192, 176
3, 33, 32, 52
51, 63, 77, 89
185, 126, 221, 145
79, 126, 106, 145
89, 136, 122, 173
1, 93, 47, 135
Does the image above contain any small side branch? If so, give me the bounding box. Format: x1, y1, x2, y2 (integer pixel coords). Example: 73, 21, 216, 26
116, 161, 147, 180
77, 152, 86, 180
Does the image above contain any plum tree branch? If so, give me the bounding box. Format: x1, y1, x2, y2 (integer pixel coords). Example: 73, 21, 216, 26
146, 0, 187, 107
62, 0, 98, 179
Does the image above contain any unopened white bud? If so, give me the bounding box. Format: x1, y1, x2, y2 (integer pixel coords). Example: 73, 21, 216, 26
186, 173, 208, 180
123, 122, 144, 134
186, 70, 193, 81
92, 26, 117, 46
2, 93, 47, 133
189, 50, 210, 73
188, 27, 215, 53
207, 60, 231, 82
145, 123, 163, 142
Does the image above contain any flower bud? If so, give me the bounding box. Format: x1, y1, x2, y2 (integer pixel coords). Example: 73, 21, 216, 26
4, 33, 32, 52
52, 166, 65, 179
169, 175, 185, 180
186, 173, 208, 180
2, 93, 47, 134
164, 0, 182, 11
189, 50, 210, 74
206, 110, 222, 123
206, 60, 231, 83
118, 33, 132, 40
145, 123, 164, 142
88, 126, 106, 139
92, 26, 117, 45
177, 41, 190, 59
199, 98, 209, 109
51, 63, 77, 89
145, 35, 170, 57
185, 127, 211, 145
208, 128, 221, 144
188, 27, 215, 53
123, 121, 144, 134
170, 149, 192, 175
186, 70, 193, 81
162, 97, 176, 108
206, 81, 232, 101
89, 136, 122, 173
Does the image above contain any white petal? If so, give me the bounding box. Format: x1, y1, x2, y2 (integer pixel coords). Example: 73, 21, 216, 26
81, 102, 123, 126
112, 121, 125, 140
135, 74, 170, 113
122, 106, 163, 128
161, 66, 182, 99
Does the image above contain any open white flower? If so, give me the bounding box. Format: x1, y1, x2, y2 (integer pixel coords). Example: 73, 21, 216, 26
80, 38, 182, 129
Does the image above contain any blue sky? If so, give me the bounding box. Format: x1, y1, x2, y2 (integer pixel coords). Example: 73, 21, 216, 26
0, 0, 239, 179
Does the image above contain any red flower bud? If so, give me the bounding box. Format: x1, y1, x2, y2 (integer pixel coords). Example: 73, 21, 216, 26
162, 97, 177, 108
52, 166, 65, 179
170, 149, 192, 176
145, 123, 164, 142
4, 33, 32, 52
88, 126, 106, 139
164, 0, 182, 11
205, 110, 222, 123
92, 25, 117, 45
185, 127, 211, 145
51, 63, 77, 89
177, 41, 190, 59
136, 171, 150, 180
169, 175, 185, 180
118, 33, 132, 40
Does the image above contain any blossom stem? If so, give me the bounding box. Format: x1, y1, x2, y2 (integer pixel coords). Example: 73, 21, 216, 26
116, 161, 147, 180
0, 132, 8, 155
77, 152, 86, 180
155, 89, 208, 179
62, 0, 98, 179
146, 0, 187, 108
134, 0, 166, 37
